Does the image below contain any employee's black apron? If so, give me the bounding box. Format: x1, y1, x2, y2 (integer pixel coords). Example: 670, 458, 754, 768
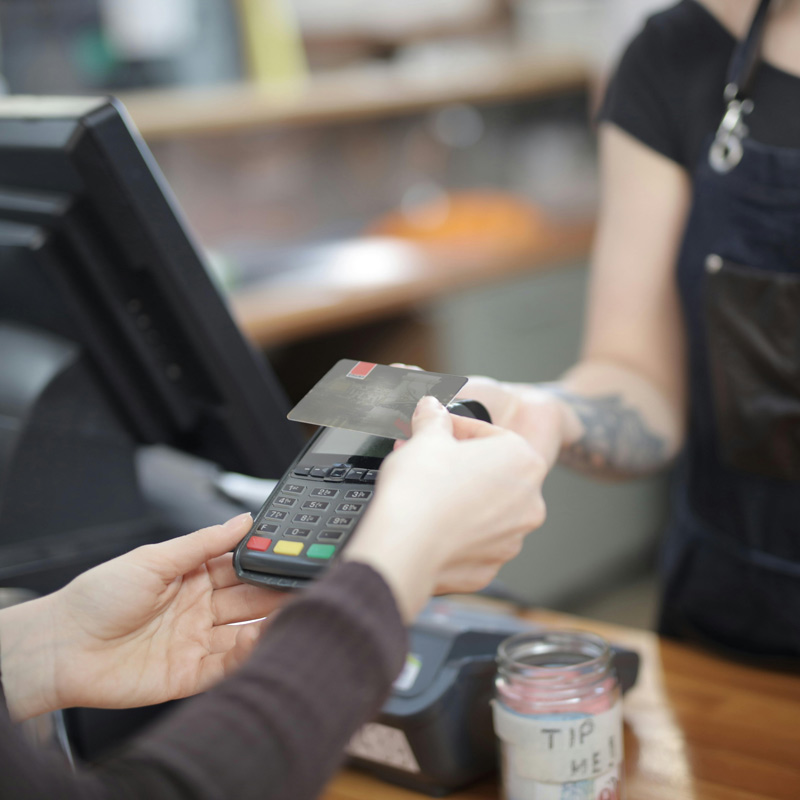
659, 0, 800, 663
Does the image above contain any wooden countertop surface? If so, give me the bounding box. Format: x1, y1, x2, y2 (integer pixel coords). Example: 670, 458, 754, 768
322, 608, 800, 800
229, 220, 595, 348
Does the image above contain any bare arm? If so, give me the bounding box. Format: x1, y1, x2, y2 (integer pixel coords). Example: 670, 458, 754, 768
465, 124, 692, 479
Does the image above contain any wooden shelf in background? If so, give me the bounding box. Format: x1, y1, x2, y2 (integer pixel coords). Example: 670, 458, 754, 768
118, 54, 589, 140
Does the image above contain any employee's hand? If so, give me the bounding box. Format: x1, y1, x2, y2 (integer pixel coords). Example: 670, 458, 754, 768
0, 515, 287, 721
391, 364, 568, 470
344, 396, 548, 621
457, 375, 569, 469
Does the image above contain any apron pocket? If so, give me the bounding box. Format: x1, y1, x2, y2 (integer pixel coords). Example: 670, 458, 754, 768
705, 255, 800, 480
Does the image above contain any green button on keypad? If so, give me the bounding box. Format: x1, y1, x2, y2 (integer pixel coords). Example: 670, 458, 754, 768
307, 543, 336, 560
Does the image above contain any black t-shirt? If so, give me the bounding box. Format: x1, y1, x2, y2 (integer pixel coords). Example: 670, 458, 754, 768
600, 0, 800, 170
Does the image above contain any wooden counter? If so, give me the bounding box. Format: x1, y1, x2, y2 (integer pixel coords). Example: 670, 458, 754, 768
119, 54, 589, 141
323, 608, 800, 800
229, 220, 595, 348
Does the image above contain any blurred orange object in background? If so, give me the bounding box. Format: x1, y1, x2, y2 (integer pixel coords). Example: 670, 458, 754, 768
367, 190, 547, 250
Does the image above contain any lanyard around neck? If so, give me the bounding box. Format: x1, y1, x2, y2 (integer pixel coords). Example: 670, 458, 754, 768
710, 0, 774, 172
725, 0, 774, 102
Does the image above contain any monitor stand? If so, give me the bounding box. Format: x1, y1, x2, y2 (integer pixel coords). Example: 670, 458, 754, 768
0, 324, 254, 595
0, 323, 168, 593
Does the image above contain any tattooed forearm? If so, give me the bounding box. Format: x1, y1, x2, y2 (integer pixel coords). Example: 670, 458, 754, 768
553, 391, 670, 478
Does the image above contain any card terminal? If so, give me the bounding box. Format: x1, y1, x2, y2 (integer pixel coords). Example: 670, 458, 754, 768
234, 400, 490, 590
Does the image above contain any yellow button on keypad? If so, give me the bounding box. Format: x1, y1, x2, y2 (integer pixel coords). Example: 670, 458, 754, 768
274, 540, 304, 556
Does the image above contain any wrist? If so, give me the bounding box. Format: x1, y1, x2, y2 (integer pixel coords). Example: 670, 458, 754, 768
342, 549, 430, 624
343, 504, 439, 624
546, 386, 584, 449
0, 594, 60, 721
505, 382, 577, 469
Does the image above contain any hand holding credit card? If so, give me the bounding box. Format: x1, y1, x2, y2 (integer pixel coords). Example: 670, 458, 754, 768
287, 359, 468, 439
236, 360, 493, 591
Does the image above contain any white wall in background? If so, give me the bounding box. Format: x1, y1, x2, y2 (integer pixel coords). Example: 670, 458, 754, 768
99, 0, 199, 60
513, 0, 673, 68
291, 0, 495, 37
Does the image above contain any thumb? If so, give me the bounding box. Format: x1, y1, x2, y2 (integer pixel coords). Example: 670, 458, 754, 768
410, 396, 453, 440
135, 512, 253, 580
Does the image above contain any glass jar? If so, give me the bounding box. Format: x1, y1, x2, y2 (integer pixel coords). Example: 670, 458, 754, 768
493, 631, 624, 800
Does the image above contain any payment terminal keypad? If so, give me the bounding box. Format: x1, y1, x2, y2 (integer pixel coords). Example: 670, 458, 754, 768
237, 463, 375, 587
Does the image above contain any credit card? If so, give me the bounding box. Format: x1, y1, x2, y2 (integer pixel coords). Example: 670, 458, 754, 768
287, 359, 468, 439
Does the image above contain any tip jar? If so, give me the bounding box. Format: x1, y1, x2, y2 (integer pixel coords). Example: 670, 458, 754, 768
493, 631, 624, 800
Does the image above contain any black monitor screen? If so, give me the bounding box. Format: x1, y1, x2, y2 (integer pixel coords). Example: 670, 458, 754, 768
0, 96, 301, 478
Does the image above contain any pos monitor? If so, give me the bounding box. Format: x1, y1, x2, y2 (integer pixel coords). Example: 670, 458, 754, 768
0, 96, 302, 590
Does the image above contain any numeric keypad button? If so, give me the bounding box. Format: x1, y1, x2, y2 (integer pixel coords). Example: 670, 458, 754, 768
336, 503, 362, 513
302, 500, 330, 511
345, 490, 372, 500
311, 487, 339, 498
257, 522, 279, 533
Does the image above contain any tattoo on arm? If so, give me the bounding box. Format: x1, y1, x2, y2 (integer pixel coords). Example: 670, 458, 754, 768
553, 391, 669, 478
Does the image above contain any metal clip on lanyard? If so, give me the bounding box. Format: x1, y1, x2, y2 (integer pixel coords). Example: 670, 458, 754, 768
709, 0, 773, 173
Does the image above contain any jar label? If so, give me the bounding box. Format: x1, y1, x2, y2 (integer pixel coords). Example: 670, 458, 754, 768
492, 700, 623, 785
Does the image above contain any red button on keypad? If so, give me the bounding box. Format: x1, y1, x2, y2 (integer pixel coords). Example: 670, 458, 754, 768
246, 536, 272, 551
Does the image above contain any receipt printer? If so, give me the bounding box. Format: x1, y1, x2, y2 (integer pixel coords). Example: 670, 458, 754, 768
346, 599, 639, 797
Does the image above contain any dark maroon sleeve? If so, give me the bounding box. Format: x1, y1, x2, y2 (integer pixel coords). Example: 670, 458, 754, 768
0, 562, 407, 800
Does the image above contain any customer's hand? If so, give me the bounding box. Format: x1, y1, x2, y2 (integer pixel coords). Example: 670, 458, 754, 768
344, 396, 548, 621
0, 515, 287, 721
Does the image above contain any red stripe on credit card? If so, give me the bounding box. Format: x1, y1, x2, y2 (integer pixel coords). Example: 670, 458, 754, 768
347, 361, 377, 379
